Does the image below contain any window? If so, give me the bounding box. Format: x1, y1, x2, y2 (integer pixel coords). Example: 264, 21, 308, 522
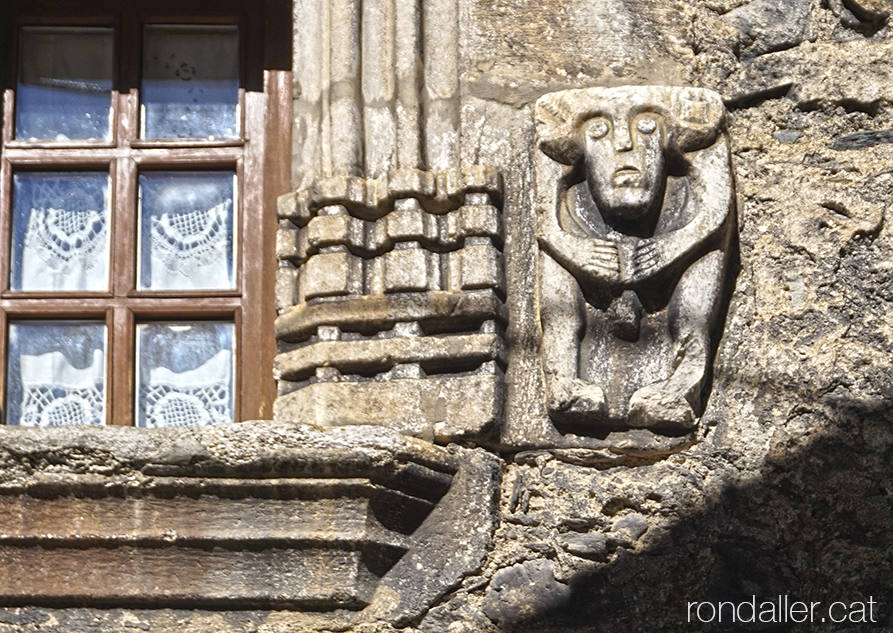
0, 0, 291, 426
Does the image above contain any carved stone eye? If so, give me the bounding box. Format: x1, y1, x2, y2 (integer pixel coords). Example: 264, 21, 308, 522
637, 117, 657, 134
587, 119, 610, 140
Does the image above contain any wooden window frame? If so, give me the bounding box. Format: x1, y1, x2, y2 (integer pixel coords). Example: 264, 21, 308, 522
0, 0, 291, 425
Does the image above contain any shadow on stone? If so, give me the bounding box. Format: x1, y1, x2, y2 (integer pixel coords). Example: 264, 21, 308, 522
488, 393, 893, 632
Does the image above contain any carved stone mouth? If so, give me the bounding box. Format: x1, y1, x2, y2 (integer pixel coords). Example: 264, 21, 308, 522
613, 167, 641, 186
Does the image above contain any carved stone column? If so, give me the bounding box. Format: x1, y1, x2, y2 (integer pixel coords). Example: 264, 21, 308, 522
278, 0, 505, 444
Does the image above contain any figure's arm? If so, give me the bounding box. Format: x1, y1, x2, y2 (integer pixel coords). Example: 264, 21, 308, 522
630, 138, 733, 284
537, 200, 621, 288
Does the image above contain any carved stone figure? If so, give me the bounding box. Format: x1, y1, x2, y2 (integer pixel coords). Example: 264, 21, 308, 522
535, 85, 735, 435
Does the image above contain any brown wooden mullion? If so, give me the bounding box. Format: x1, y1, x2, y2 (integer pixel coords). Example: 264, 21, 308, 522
108, 306, 133, 426
0, 158, 12, 295
240, 90, 264, 420
118, 7, 140, 145
3, 148, 122, 164
1, 90, 14, 148
0, 296, 242, 316
3, 147, 245, 165
112, 157, 137, 297
240, 69, 292, 420
0, 309, 8, 424
108, 153, 135, 426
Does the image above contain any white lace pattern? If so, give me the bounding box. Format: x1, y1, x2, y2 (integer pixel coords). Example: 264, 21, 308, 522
22, 207, 107, 290
141, 349, 232, 428
19, 349, 105, 426
148, 200, 232, 289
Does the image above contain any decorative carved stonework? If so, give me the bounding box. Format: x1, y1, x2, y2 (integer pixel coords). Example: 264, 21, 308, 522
275, 167, 506, 443
535, 86, 735, 440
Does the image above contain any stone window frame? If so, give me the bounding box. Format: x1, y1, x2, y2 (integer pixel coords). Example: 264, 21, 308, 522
0, 0, 291, 426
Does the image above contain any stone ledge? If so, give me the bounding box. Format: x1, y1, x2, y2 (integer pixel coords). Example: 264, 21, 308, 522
275, 289, 507, 343
0, 422, 500, 629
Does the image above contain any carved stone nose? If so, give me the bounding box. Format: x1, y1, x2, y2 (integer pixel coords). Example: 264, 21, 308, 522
613, 124, 633, 151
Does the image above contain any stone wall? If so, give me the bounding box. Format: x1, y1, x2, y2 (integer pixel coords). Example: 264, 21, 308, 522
3, 0, 893, 631
433, 0, 893, 630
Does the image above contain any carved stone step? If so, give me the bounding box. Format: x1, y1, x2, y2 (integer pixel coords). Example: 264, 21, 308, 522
0, 545, 397, 609
273, 373, 504, 442
275, 332, 505, 382
0, 421, 497, 620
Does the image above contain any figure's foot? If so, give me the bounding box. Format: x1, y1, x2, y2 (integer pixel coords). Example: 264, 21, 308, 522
627, 381, 696, 431
547, 378, 608, 423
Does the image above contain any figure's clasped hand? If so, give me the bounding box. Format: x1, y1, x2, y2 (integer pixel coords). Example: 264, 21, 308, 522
631, 238, 662, 283
581, 239, 621, 284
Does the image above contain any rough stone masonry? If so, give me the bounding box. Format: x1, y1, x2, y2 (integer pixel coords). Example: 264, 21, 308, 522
3, 0, 893, 631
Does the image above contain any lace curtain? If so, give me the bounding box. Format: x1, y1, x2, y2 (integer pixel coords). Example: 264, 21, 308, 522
13, 173, 109, 291
139, 172, 234, 290
148, 200, 232, 289
19, 350, 105, 426
7, 322, 106, 427
142, 350, 232, 427
137, 322, 234, 428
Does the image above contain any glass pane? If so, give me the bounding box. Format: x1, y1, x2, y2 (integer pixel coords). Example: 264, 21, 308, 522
11, 172, 110, 292
141, 25, 239, 139
136, 322, 234, 428
7, 321, 106, 426
16, 27, 113, 141
138, 171, 236, 290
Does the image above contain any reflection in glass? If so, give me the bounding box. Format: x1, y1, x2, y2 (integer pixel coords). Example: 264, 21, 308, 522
16, 27, 114, 141
136, 322, 234, 427
7, 321, 106, 426
141, 25, 239, 139
11, 172, 110, 292
138, 171, 235, 290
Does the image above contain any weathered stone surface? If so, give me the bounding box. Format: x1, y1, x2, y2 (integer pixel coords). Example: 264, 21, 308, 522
275, 333, 505, 381
278, 168, 504, 222
275, 168, 507, 441
726, 40, 893, 107
8, 0, 893, 630
528, 85, 735, 446
0, 423, 444, 611
0, 423, 498, 630
417, 0, 893, 630
481, 560, 570, 626
278, 49, 509, 441
363, 447, 501, 627
1, 546, 391, 608
556, 532, 608, 558
275, 374, 504, 442
275, 289, 507, 342
831, 128, 893, 150
717, 0, 810, 58
845, 0, 892, 19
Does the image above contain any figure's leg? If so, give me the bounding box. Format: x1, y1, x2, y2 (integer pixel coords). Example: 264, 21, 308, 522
539, 252, 608, 424
628, 249, 726, 430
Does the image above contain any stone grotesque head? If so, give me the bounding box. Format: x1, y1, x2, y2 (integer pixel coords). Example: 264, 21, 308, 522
537, 85, 726, 227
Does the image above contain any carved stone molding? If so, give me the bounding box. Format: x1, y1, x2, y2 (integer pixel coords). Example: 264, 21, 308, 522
516, 85, 736, 453
0, 423, 499, 629
275, 168, 507, 444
